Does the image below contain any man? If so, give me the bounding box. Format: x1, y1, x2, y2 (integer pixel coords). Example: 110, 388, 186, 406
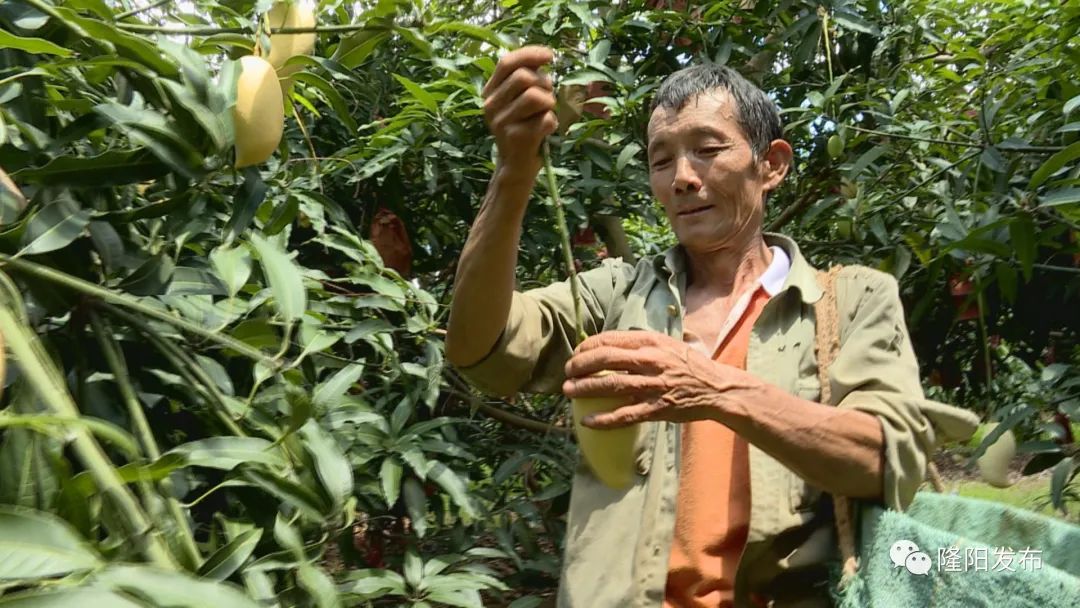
445, 46, 974, 607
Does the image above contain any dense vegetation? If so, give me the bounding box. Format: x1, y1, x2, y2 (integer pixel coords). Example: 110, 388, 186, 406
0, 0, 1077, 605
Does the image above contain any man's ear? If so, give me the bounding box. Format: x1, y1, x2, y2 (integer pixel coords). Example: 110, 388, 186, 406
760, 139, 793, 193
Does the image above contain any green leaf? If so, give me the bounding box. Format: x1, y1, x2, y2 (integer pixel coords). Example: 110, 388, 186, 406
0, 30, 72, 56
426, 21, 506, 48
95, 565, 263, 608
87, 222, 123, 272
980, 146, 1006, 173
92, 104, 201, 179
403, 548, 423, 589
400, 447, 431, 480
210, 244, 253, 298
1040, 187, 1080, 207
19, 201, 91, 255
0, 414, 138, 460
832, 10, 881, 36
401, 478, 428, 538
1050, 457, 1077, 511
226, 167, 268, 243
427, 462, 477, 518
249, 233, 306, 323
14, 150, 166, 187
197, 529, 262, 581
241, 466, 328, 519
1064, 94, 1080, 115
390, 398, 414, 437
313, 363, 364, 409
273, 512, 304, 560
158, 79, 227, 152
845, 146, 888, 178
167, 437, 287, 471
70, 455, 184, 497
167, 267, 228, 296
994, 262, 1017, 303
335, 31, 390, 68
380, 458, 403, 507
392, 74, 438, 113
299, 420, 354, 510
339, 569, 406, 597
0, 506, 101, 582
615, 143, 640, 174
120, 254, 175, 296
297, 563, 342, 608
392, 26, 433, 57
293, 72, 359, 132
1022, 452, 1066, 476
1029, 141, 1080, 189
1008, 214, 1036, 282
0, 588, 143, 607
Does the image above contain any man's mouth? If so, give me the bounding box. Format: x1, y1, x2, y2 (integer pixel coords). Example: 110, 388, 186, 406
677, 205, 713, 217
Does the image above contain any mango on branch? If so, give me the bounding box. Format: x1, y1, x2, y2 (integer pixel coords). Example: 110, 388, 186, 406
265, 1, 317, 78
233, 55, 284, 168
570, 371, 641, 490
975, 422, 1017, 488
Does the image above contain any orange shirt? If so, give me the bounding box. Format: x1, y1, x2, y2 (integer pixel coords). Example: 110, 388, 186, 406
664, 286, 771, 608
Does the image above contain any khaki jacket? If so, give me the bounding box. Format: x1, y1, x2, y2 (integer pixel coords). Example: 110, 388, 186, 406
457, 233, 977, 607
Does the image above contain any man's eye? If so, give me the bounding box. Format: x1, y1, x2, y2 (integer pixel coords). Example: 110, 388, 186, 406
651, 158, 671, 168
699, 146, 723, 155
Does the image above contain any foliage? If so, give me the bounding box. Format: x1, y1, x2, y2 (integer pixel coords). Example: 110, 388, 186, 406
0, 0, 1078, 605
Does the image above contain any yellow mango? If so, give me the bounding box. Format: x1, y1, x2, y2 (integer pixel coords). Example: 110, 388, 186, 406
976, 422, 1016, 488
233, 55, 284, 168
571, 373, 640, 490
265, 1, 316, 77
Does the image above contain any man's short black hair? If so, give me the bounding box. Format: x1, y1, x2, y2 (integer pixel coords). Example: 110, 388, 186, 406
649, 63, 783, 158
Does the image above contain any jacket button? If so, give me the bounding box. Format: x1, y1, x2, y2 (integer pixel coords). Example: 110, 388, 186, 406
667, 304, 678, 317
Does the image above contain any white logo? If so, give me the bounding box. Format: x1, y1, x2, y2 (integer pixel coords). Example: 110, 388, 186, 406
890, 540, 1044, 575
889, 539, 920, 569
905, 551, 933, 575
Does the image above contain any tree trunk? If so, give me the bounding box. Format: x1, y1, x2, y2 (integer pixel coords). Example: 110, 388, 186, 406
594, 213, 636, 265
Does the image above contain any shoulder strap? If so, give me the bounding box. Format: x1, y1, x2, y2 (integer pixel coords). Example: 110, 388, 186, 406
813, 267, 859, 587
814, 265, 944, 590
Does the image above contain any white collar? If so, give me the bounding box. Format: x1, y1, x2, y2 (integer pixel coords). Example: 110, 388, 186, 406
760, 245, 791, 296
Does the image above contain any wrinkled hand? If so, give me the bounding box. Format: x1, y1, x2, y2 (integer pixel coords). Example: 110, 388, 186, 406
481, 46, 558, 178
562, 331, 760, 429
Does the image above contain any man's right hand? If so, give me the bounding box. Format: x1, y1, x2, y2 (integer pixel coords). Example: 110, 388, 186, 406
482, 46, 558, 179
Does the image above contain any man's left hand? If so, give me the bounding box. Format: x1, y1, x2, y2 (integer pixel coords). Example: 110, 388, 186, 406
562, 331, 761, 429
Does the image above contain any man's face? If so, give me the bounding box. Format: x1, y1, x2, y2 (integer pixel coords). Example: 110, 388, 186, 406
646, 90, 774, 252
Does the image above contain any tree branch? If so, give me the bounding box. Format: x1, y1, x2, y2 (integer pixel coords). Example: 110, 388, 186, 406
841, 124, 1063, 153
116, 22, 384, 36
116, 0, 173, 20
443, 371, 571, 436
766, 186, 828, 232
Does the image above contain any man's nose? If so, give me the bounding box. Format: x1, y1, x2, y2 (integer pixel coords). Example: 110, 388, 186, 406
672, 157, 701, 194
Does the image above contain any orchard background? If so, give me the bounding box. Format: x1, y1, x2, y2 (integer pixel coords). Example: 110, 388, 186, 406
0, 0, 1078, 606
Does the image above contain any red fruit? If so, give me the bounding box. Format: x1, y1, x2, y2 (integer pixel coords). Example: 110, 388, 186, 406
948, 275, 979, 321
583, 81, 612, 119
370, 207, 413, 277
675, 36, 693, 48
572, 227, 596, 246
